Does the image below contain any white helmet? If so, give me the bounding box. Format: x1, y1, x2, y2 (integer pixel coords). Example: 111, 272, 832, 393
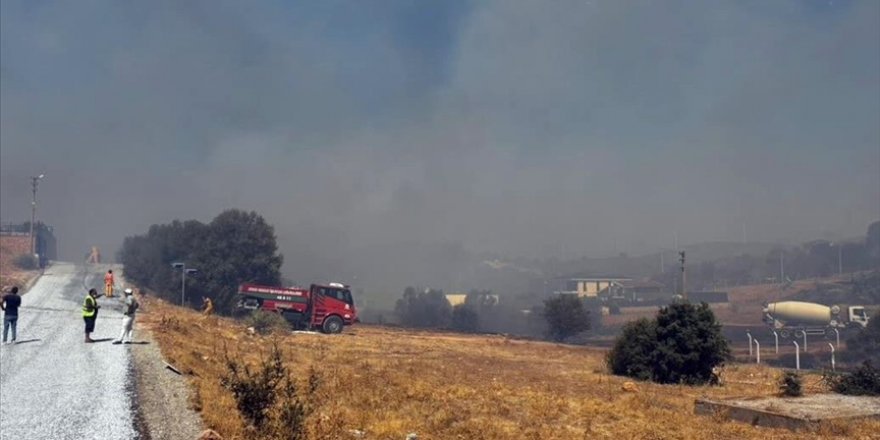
124, 288, 133, 295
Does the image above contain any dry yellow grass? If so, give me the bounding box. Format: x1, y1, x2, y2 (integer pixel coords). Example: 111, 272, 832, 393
137, 295, 879, 440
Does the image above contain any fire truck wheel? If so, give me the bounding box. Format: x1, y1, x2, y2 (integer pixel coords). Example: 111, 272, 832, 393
322, 316, 343, 334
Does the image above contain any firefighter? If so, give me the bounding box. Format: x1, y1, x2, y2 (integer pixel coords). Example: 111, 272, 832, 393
202, 296, 214, 316
104, 270, 115, 298
83, 288, 100, 343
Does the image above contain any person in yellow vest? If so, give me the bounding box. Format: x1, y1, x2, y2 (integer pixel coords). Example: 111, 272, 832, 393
201, 296, 214, 316
83, 288, 101, 343
104, 270, 115, 298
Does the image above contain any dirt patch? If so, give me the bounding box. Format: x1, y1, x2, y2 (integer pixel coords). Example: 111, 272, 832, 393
130, 299, 204, 440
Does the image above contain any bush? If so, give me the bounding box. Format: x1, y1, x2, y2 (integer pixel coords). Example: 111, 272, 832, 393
607, 302, 730, 385
780, 371, 803, 397
13, 254, 38, 270
542, 295, 590, 342
823, 361, 880, 396
221, 343, 316, 439
451, 305, 479, 332
246, 311, 290, 335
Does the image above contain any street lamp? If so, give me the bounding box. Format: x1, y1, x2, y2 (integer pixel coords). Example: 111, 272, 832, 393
30, 174, 45, 256
172, 262, 198, 306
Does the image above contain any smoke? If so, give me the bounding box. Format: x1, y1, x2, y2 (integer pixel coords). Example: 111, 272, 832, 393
2, 1, 878, 299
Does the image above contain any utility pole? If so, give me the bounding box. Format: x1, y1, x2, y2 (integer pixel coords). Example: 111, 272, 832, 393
29, 174, 44, 255
838, 245, 843, 276
679, 251, 687, 300
660, 251, 664, 274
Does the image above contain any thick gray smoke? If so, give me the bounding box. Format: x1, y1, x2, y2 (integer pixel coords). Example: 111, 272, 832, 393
2, 1, 878, 301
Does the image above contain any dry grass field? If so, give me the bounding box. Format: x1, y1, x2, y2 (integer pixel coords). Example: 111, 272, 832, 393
137, 295, 879, 440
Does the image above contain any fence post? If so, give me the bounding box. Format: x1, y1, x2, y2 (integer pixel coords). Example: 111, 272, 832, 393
755, 340, 760, 364
793, 341, 800, 371
747, 331, 753, 357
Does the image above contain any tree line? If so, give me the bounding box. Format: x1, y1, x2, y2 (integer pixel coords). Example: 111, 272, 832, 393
658, 221, 880, 290
117, 209, 283, 313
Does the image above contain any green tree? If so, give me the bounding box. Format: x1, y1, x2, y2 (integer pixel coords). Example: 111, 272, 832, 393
652, 302, 730, 384
451, 304, 479, 332
542, 295, 590, 342
607, 318, 658, 381
607, 301, 730, 385
394, 287, 452, 328
191, 210, 283, 312
117, 209, 282, 314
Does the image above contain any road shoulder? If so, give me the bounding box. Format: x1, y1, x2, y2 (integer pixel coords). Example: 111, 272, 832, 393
132, 315, 204, 440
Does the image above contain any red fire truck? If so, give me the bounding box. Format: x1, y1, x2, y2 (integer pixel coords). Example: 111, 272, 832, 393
236, 282, 357, 333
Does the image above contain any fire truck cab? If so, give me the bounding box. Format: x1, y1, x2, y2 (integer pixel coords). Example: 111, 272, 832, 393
236, 282, 357, 334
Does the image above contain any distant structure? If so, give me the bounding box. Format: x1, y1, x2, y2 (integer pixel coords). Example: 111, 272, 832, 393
554, 276, 632, 298
607, 279, 667, 302
445, 292, 500, 307
445, 293, 468, 307
0, 222, 57, 267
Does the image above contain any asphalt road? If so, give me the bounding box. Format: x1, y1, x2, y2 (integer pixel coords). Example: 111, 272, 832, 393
0, 263, 141, 440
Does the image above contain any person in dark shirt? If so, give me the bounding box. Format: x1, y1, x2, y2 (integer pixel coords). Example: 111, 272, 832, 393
2, 286, 22, 344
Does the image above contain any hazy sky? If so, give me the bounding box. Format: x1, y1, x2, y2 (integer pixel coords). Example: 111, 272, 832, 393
2, 1, 878, 274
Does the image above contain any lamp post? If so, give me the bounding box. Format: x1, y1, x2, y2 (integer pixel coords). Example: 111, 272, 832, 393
172, 262, 198, 306
30, 174, 45, 256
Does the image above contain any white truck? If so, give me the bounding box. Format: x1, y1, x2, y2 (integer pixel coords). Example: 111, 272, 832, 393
763, 301, 870, 338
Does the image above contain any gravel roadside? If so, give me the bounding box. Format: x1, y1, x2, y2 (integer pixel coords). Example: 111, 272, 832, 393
130, 307, 205, 440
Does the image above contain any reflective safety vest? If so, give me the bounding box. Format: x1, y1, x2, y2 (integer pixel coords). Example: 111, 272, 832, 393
82, 295, 97, 318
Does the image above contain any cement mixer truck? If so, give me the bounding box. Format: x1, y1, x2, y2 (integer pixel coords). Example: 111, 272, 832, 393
763, 301, 870, 338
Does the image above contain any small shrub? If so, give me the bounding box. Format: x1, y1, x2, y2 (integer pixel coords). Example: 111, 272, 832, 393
780, 371, 803, 397
221, 344, 314, 439
13, 254, 38, 270
823, 361, 880, 396
245, 310, 290, 335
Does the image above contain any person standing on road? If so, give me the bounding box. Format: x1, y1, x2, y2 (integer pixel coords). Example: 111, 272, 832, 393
83, 288, 100, 343
113, 288, 139, 344
104, 269, 115, 298
2, 287, 22, 345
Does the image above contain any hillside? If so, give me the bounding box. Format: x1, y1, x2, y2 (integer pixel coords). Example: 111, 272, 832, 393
137, 296, 878, 439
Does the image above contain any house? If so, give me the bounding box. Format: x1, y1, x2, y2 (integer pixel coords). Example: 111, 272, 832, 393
609, 279, 668, 302
554, 276, 632, 298
445, 293, 468, 307
445, 293, 500, 307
